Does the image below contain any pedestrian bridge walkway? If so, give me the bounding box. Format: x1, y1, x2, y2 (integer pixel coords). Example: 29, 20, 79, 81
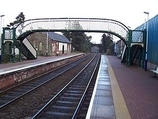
2, 17, 131, 62
16, 18, 129, 41
2, 16, 145, 67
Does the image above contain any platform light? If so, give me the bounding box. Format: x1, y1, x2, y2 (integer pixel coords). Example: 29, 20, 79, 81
0, 15, 5, 33
0, 15, 5, 63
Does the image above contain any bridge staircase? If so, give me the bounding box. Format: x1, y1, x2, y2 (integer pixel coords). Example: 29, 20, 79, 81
15, 38, 37, 60
125, 30, 145, 67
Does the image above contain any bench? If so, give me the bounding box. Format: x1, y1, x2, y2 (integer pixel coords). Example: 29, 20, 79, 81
150, 66, 158, 77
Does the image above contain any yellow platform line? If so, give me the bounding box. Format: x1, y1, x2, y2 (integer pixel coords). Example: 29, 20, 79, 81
106, 56, 131, 119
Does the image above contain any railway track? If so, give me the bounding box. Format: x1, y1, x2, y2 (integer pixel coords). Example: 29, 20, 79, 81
0, 53, 100, 118
31, 54, 100, 119
0, 54, 90, 109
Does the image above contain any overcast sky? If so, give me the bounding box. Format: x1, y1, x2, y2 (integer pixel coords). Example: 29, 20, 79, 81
0, 0, 158, 43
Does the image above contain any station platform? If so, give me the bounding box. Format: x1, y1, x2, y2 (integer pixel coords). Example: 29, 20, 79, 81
86, 55, 158, 119
107, 55, 158, 119
0, 53, 83, 75
86, 55, 130, 119
1, 54, 158, 119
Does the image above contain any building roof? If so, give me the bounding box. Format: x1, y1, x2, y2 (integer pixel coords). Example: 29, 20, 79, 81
48, 32, 70, 43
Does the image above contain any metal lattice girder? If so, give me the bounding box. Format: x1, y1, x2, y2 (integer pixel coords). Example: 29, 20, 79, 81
15, 18, 129, 41
132, 30, 144, 43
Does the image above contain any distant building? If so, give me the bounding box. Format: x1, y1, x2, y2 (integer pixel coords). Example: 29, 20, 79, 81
91, 46, 99, 53
28, 32, 71, 56
115, 40, 125, 57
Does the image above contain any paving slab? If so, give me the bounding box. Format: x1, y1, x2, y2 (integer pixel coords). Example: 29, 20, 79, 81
107, 55, 158, 119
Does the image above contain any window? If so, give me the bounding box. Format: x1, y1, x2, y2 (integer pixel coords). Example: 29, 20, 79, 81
39, 42, 43, 51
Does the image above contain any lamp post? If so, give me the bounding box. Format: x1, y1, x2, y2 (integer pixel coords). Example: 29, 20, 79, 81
46, 32, 49, 56
0, 15, 5, 63
144, 11, 149, 71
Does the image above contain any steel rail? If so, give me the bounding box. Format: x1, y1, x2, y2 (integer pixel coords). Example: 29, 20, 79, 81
0, 55, 90, 110
31, 54, 97, 119
72, 54, 100, 118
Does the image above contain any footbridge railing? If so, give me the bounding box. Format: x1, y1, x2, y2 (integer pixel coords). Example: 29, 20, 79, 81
16, 18, 130, 41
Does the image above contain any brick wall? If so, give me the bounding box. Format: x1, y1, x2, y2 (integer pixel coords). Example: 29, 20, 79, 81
0, 54, 84, 90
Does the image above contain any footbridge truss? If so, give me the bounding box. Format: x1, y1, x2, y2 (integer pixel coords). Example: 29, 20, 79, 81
16, 18, 129, 42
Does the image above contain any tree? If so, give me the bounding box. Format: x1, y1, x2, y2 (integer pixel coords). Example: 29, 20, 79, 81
101, 33, 114, 54
62, 20, 92, 53
7, 12, 25, 28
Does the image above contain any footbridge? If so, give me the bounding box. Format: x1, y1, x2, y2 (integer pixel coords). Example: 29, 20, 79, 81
16, 18, 129, 42
1, 18, 146, 66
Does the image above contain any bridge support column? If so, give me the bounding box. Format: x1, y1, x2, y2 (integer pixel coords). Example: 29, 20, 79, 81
126, 30, 132, 67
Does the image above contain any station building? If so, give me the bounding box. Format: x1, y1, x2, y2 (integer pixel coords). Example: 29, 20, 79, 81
28, 32, 71, 56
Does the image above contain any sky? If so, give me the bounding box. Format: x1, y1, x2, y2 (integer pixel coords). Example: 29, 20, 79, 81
0, 0, 158, 43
